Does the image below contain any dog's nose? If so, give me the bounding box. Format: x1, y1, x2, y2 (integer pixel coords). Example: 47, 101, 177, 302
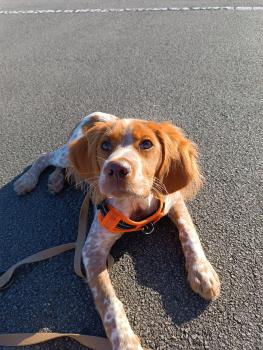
105, 161, 131, 179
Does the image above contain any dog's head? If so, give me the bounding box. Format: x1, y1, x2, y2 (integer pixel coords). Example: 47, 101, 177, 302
69, 114, 202, 201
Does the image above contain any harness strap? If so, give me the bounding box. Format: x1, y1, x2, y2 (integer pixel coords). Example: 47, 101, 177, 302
97, 199, 165, 234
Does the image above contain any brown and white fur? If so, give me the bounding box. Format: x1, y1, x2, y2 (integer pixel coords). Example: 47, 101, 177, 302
14, 112, 220, 350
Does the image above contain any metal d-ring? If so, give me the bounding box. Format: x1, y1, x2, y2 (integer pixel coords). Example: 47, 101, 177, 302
141, 222, 155, 235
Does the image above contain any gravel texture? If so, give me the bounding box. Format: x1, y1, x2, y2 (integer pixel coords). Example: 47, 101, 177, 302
0, 1, 262, 349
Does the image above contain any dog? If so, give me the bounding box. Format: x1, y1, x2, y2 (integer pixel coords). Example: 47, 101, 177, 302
14, 112, 220, 350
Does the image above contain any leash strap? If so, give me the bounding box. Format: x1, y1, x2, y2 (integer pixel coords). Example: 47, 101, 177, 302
0, 333, 112, 349
0, 194, 89, 290
0, 242, 76, 290
0, 193, 119, 349
74, 193, 91, 278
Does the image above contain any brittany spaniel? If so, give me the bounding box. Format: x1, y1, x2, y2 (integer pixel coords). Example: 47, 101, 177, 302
14, 112, 220, 350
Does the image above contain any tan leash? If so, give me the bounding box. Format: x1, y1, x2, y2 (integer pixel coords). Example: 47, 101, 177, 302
0, 333, 112, 349
0, 194, 116, 349
0, 194, 91, 289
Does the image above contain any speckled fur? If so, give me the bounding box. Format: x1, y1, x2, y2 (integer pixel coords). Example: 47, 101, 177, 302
14, 112, 220, 349
169, 194, 220, 300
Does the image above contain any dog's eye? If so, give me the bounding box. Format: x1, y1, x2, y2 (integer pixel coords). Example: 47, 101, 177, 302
139, 139, 153, 150
101, 141, 112, 151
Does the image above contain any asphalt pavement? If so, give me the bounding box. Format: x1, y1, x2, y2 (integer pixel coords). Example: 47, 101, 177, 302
0, 1, 262, 349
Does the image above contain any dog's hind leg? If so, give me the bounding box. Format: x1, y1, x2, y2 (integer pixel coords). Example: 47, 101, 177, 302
14, 145, 69, 195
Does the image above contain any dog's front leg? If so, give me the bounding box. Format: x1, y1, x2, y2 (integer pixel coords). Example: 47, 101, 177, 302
82, 213, 143, 350
169, 193, 220, 300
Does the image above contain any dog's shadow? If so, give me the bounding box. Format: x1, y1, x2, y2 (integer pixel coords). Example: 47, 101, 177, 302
111, 218, 209, 326
0, 167, 208, 341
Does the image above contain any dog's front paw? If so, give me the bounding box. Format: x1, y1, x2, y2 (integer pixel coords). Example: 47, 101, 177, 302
48, 168, 64, 194
14, 172, 38, 195
187, 258, 220, 300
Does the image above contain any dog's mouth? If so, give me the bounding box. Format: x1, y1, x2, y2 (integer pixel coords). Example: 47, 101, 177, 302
99, 178, 151, 199
107, 189, 136, 198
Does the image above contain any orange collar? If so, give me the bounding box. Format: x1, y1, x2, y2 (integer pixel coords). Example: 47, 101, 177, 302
97, 199, 165, 234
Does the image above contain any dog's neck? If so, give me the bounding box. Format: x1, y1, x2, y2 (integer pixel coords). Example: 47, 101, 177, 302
107, 193, 160, 221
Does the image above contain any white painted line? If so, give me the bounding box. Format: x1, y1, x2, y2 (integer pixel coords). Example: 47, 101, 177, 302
0, 6, 263, 15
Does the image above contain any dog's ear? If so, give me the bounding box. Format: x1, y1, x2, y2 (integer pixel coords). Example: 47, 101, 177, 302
155, 122, 202, 197
69, 133, 97, 180
69, 115, 112, 181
